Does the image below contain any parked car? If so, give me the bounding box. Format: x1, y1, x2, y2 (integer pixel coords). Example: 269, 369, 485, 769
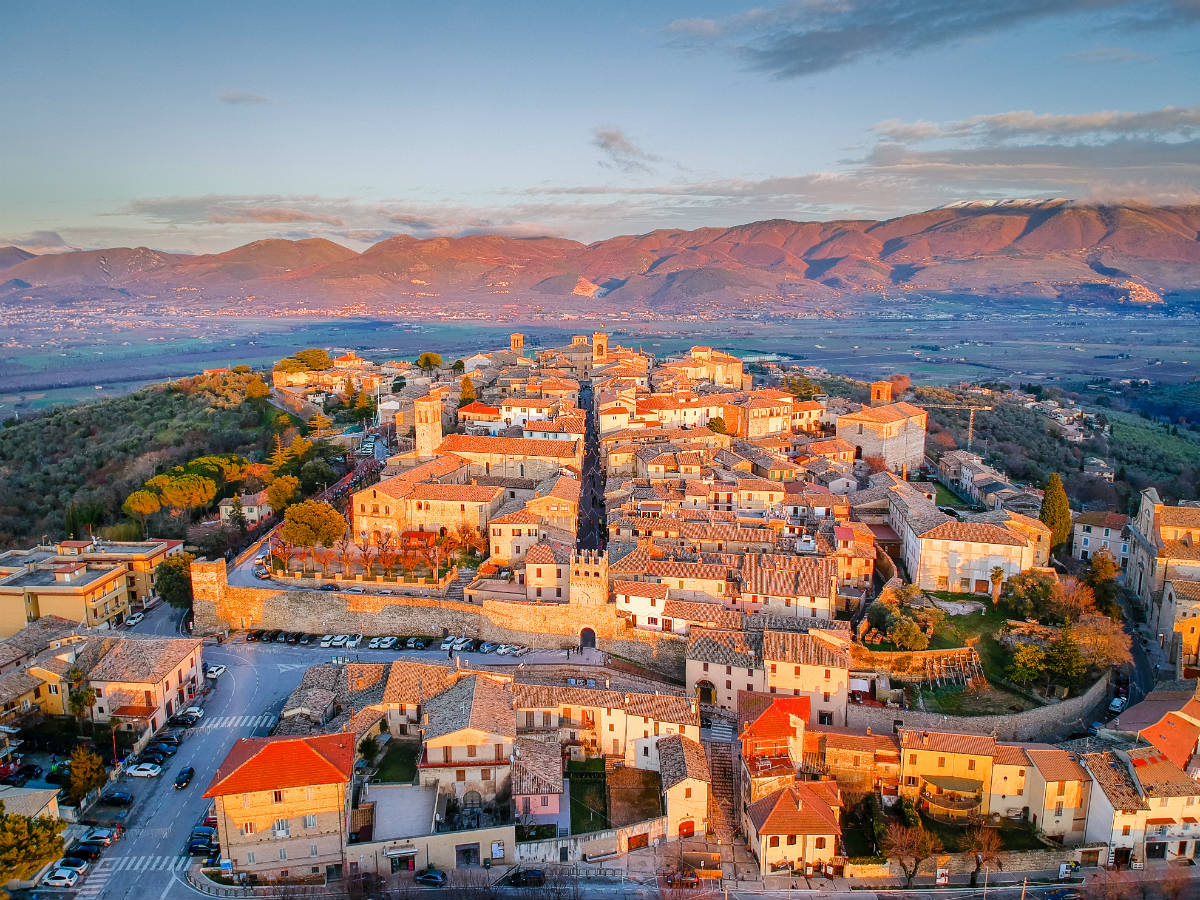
254, 570, 271, 580
440, 636, 456, 651
154, 731, 184, 746
495, 644, 514, 656
320, 634, 335, 647
146, 742, 178, 756
1, 772, 29, 787
377, 636, 397, 649
82, 827, 120, 846
367, 636, 384, 649
167, 713, 197, 728
65, 841, 105, 861
99, 790, 134, 807
508, 869, 545, 887
406, 637, 426, 650
53, 857, 90, 875
414, 869, 447, 887
347, 633, 363, 648
512, 645, 532, 657
273, 631, 289, 643
16, 763, 42, 780
1108, 696, 1128, 714
127, 763, 162, 778
331, 635, 349, 648
174, 766, 195, 789
320, 584, 339, 592
41, 869, 79, 889
244, 630, 260, 642
452, 636, 473, 651
45, 765, 71, 786
137, 750, 167, 766
125, 612, 145, 628
183, 706, 205, 720
298, 633, 314, 644
1044, 890, 1084, 900
478, 641, 499, 654
261, 630, 281, 642
205, 664, 227, 679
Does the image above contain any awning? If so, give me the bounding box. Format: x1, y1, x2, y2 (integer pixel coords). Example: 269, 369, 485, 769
385, 847, 418, 858
924, 775, 983, 793
1183, 817, 1198, 824
111, 705, 156, 719
1146, 818, 1177, 825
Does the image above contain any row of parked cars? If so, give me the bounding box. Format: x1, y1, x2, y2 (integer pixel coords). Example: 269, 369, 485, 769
243, 629, 535, 656
42, 824, 125, 888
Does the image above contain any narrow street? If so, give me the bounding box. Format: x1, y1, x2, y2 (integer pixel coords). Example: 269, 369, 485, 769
576, 380, 605, 552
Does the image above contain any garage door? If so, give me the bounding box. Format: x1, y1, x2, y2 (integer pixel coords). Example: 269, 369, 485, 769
627, 832, 649, 851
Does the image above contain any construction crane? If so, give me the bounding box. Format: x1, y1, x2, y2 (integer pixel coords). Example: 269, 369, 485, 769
918, 403, 993, 451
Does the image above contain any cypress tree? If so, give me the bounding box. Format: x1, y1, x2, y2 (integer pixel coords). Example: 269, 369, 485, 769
1040, 472, 1071, 549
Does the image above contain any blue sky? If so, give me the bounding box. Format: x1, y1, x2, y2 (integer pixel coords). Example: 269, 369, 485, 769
2, 0, 1198, 252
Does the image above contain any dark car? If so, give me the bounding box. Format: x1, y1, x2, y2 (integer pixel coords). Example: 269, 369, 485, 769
272, 631, 289, 643
320, 584, 338, 592
45, 766, 71, 786
16, 763, 43, 780
174, 766, 195, 789
191, 825, 217, 842
147, 741, 178, 756
1, 772, 29, 787
509, 870, 545, 887
1044, 891, 1084, 900
168, 713, 198, 728
298, 633, 314, 644
188, 837, 217, 856
99, 790, 133, 807
244, 630, 260, 642
138, 750, 167, 766
414, 870, 447, 887
65, 841, 105, 861
285, 631, 301, 643
154, 732, 183, 746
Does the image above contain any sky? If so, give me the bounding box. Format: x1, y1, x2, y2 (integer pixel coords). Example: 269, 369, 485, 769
1, 0, 1199, 254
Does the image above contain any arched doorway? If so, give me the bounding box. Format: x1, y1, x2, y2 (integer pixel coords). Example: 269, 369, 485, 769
580, 628, 596, 649
695, 681, 715, 705
462, 790, 482, 809
678, 819, 695, 838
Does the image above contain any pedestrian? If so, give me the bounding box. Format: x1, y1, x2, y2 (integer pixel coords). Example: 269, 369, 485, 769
448, 647, 452, 660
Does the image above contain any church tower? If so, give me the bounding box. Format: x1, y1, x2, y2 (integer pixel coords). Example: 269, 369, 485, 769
413, 394, 442, 459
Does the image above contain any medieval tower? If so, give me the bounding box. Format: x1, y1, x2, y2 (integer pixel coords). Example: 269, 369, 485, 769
591, 331, 609, 367
413, 393, 443, 459
510, 332, 525, 356
870, 380, 893, 406
568, 549, 609, 607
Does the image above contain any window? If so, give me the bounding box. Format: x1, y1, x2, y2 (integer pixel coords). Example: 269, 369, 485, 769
906, 776, 918, 786
279, 849, 288, 861
1054, 802, 1064, 817
815, 837, 826, 849
247, 851, 256, 865
1057, 782, 1066, 796
685, 787, 692, 798
968, 759, 975, 771
824, 668, 830, 680
823, 692, 831, 703
274, 818, 289, 837
304, 814, 317, 829
541, 795, 549, 807
274, 790, 283, 803
311, 844, 319, 857
456, 770, 466, 782
908, 754, 916, 765
938, 757, 946, 768
467, 745, 477, 757
1122, 825, 1131, 836
243, 822, 256, 836
769, 836, 780, 848
818, 712, 832, 725
482, 769, 492, 781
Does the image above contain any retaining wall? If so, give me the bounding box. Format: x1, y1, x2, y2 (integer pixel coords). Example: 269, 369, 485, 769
515, 816, 669, 863
846, 672, 1110, 741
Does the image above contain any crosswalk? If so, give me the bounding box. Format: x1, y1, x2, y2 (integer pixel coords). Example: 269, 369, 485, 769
191, 713, 276, 732
75, 856, 190, 899
706, 719, 735, 742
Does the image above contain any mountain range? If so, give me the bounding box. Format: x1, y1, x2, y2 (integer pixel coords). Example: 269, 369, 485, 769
3, 199, 1200, 313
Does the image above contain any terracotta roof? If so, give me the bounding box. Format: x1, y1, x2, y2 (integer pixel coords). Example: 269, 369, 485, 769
1127, 746, 1200, 797
806, 723, 900, 755
512, 737, 563, 795
761, 631, 850, 668
1169, 581, 1200, 603
738, 693, 811, 743
407, 483, 502, 503
657, 734, 709, 790
383, 660, 460, 706
614, 580, 669, 601
524, 541, 570, 565
747, 782, 842, 836
490, 509, 543, 526
511, 682, 624, 711
993, 744, 1035, 767
1081, 751, 1147, 811
87, 636, 203, 685
423, 674, 515, 741
921, 521, 1029, 546
687, 628, 763, 669
837, 401, 927, 426
437, 434, 580, 459
204, 733, 356, 797
625, 693, 699, 726
1075, 511, 1129, 529
1026, 748, 1089, 783
1138, 712, 1200, 770
1158, 506, 1200, 529
662, 598, 741, 628
898, 729, 997, 756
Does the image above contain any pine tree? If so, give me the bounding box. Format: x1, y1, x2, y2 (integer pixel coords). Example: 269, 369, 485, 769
459, 376, 477, 407
268, 435, 293, 473
1039, 472, 1071, 550
228, 494, 248, 534
307, 412, 334, 438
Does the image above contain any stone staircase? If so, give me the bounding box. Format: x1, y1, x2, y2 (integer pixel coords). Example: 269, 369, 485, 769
704, 740, 738, 844
444, 571, 472, 603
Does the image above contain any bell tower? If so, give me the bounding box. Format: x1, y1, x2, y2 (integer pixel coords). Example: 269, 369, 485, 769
413, 394, 442, 459
510, 333, 525, 356
569, 550, 609, 606
592, 331, 609, 367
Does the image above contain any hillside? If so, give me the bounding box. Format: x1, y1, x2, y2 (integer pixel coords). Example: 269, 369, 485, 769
4, 200, 1200, 312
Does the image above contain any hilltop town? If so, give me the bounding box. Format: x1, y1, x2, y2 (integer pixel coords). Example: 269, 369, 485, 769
0, 331, 1198, 898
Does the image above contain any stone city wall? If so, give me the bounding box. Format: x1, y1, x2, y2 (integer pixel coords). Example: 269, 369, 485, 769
846, 671, 1110, 742
191, 560, 686, 677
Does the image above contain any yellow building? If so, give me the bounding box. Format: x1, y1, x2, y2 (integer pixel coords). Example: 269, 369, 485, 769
205, 733, 356, 882
898, 729, 996, 821
657, 734, 709, 838
52, 537, 185, 605
744, 781, 842, 878
419, 675, 515, 807
1025, 748, 1091, 845
762, 632, 850, 727
0, 559, 130, 638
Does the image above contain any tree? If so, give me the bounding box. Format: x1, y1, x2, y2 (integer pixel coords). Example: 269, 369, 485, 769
0, 800, 67, 880
989, 566, 1005, 606
67, 746, 108, 805
1040, 472, 1072, 549
293, 348, 332, 370
1075, 613, 1133, 670
416, 352, 443, 374
1046, 626, 1087, 691
1085, 548, 1123, 618
458, 376, 477, 407
159, 473, 217, 518
65, 667, 95, 734
706, 416, 728, 434
392, 376, 406, 392
265, 475, 300, 513
279, 500, 347, 569
268, 434, 294, 473
122, 489, 161, 537
353, 391, 375, 423
359, 735, 379, 759
890, 374, 912, 396
1007, 642, 1046, 687
883, 823, 942, 888
308, 412, 335, 438
299, 457, 336, 495
228, 494, 248, 534
965, 824, 1003, 887
451, 359, 465, 374
862, 454, 888, 474
889, 617, 930, 650
244, 375, 270, 401
334, 536, 358, 577
1054, 576, 1097, 624
155, 552, 196, 608
999, 571, 1058, 620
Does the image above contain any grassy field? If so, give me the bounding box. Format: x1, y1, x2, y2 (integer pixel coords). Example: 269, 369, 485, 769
1104, 408, 1200, 482
567, 758, 609, 835
375, 742, 419, 783
919, 812, 1047, 852
932, 483, 973, 509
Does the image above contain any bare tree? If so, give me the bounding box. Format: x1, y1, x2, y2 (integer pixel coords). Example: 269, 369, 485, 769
964, 824, 1002, 887
882, 823, 942, 888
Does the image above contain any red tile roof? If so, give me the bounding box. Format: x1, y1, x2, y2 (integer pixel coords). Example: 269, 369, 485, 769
747, 782, 841, 836
204, 733, 356, 797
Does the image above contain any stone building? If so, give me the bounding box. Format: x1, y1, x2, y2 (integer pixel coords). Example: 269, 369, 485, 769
835, 401, 927, 474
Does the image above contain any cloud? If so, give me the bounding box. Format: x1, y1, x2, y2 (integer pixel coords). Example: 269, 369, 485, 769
119, 195, 349, 226
219, 90, 272, 105
664, 0, 1195, 79
208, 207, 345, 225
0, 230, 75, 253
1066, 45, 1152, 64
592, 127, 663, 174
874, 105, 1200, 143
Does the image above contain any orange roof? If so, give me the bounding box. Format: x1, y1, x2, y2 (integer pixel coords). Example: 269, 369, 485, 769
747, 782, 841, 836
204, 733, 355, 797
739, 694, 811, 744
1139, 712, 1200, 769
437, 434, 580, 460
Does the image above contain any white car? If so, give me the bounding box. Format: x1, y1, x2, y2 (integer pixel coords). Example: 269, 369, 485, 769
42, 869, 80, 888
452, 636, 473, 651
347, 634, 363, 648
125, 612, 145, 627
320, 634, 335, 647
183, 706, 204, 720
495, 644, 515, 656
205, 665, 227, 679
440, 636, 456, 651
367, 637, 383, 649
331, 635, 349, 647
83, 826, 119, 846
127, 763, 162, 778
377, 636, 397, 649
1108, 696, 1128, 715
512, 645, 532, 657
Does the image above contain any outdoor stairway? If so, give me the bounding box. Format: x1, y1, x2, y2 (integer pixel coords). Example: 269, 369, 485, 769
704, 739, 738, 844
444, 571, 472, 603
